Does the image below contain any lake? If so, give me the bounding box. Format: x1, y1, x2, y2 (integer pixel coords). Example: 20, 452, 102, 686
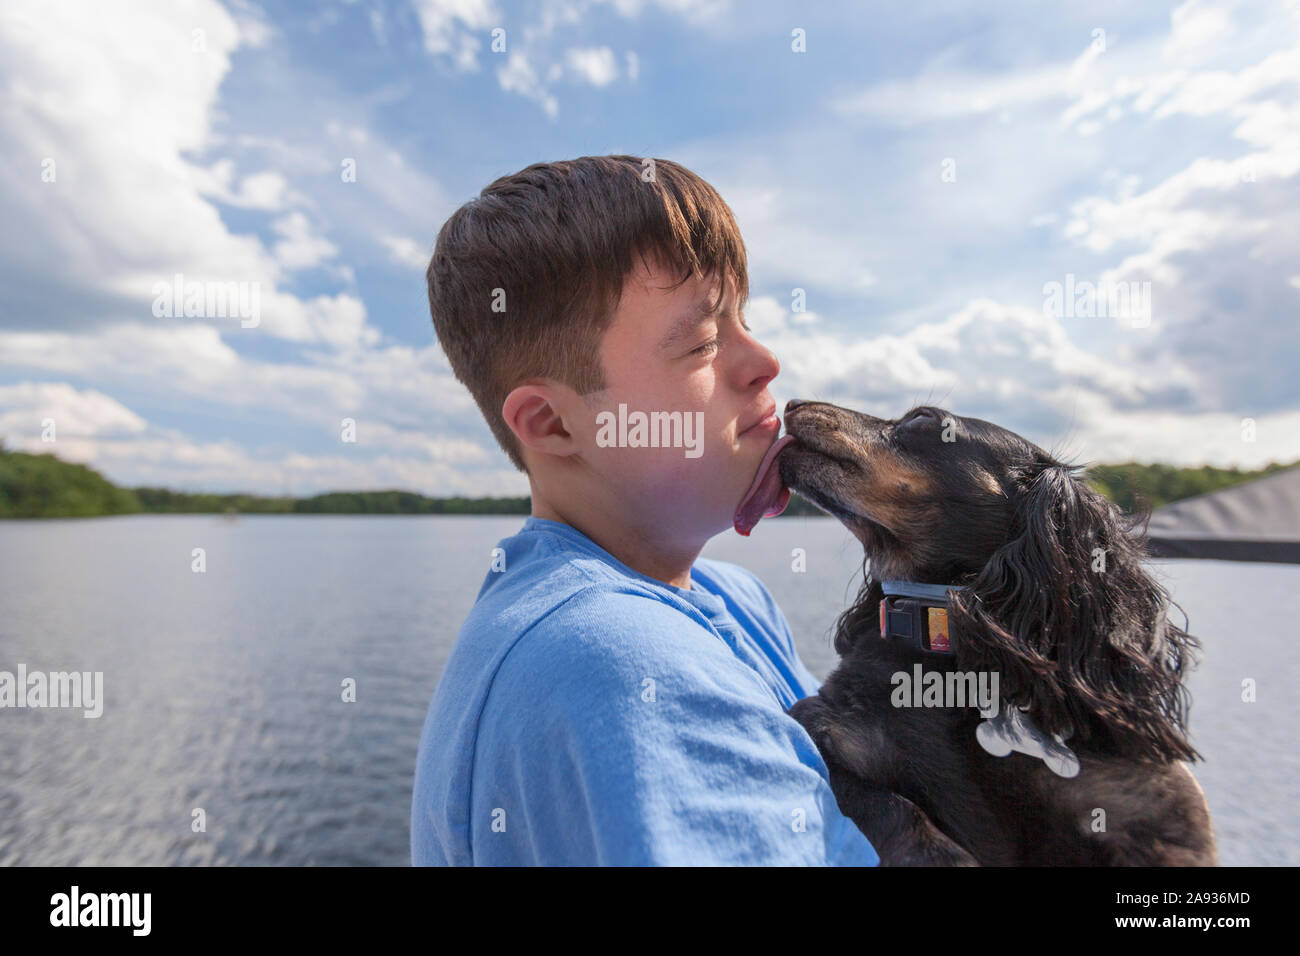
0, 514, 1294, 865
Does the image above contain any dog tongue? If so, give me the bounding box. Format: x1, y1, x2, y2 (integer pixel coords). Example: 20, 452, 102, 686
734, 435, 795, 536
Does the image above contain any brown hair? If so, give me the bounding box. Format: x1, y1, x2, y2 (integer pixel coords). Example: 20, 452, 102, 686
426, 154, 749, 472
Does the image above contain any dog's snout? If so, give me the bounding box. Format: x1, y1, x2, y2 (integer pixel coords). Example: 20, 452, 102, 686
785, 398, 812, 413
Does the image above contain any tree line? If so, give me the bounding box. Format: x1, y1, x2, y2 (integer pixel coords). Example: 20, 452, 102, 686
1, 440, 1295, 519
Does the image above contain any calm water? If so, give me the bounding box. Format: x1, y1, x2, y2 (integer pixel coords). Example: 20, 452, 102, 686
0, 514, 1294, 865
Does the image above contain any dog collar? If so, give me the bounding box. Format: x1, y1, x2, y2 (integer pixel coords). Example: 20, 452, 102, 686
878, 579, 968, 654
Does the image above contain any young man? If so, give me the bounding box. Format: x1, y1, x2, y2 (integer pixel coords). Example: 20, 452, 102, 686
411, 155, 879, 865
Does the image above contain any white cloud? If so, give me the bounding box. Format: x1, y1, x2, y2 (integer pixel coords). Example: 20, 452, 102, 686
233, 170, 291, 209
439, 0, 719, 114
3, 0, 1297, 495
0, 383, 147, 440
0, 0, 381, 353
313, 122, 454, 246
0, 2, 497, 493
1049, 19, 1300, 418
0, 323, 519, 492
835, 3, 1295, 141
382, 236, 432, 271
834, 58, 1083, 124
271, 211, 338, 270
412, 0, 499, 72
0, 1, 257, 297
597, 0, 731, 24
190, 161, 292, 210
497, 51, 559, 118
565, 46, 620, 86
0, 323, 241, 386
711, 178, 884, 292
1164, 0, 1237, 62
226, 0, 273, 49
745, 294, 1292, 468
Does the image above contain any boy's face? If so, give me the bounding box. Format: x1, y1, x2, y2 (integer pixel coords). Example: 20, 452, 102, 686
574, 253, 783, 543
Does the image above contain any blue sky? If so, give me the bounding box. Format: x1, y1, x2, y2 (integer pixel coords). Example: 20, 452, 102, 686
1, 0, 1298, 496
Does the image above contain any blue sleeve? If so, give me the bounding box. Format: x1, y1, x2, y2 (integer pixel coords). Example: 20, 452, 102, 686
466, 591, 879, 866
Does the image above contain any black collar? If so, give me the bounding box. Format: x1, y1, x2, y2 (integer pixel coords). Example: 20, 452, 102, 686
878, 579, 969, 655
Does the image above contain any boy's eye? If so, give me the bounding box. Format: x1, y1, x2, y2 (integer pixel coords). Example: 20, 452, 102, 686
691, 339, 719, 356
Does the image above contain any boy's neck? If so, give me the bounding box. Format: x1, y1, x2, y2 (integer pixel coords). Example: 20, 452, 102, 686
530, 495, 699, 591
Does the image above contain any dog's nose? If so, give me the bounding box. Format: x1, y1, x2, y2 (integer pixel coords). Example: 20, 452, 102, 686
785, 399, 811, 413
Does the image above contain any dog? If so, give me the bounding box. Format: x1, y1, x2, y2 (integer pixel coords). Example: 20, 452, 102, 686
777, 399, 1218, 866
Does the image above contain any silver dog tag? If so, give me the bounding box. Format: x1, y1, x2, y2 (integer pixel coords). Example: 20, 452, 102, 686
977, 703, 1080, 778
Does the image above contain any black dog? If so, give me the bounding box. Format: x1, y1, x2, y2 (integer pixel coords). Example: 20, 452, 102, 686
779, 400, 1218, 866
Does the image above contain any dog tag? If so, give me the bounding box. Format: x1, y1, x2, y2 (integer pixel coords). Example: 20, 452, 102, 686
977, 704, 1080, 778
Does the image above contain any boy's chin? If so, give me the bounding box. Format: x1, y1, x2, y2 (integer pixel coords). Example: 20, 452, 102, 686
647, 500, 737, 535
598, 458, 763, 537
626, 492, 741, 542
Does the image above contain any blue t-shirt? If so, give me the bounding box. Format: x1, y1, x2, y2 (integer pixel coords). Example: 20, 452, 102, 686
410, 515, 879, 866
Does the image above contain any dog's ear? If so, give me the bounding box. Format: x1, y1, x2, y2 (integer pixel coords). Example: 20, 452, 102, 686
949, 463, 1201, 762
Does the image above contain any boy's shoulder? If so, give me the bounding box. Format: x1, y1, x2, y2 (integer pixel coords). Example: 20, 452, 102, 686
691, 554, 780, 611
462, 520, 779, 650
462, 521, 692, 643
439, 522, 798, 718
459, 537, 744, 682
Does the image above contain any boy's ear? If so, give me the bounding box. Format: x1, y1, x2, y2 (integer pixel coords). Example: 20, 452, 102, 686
502, 382, 581, 459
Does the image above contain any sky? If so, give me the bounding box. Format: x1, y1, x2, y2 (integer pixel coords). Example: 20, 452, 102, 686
1, 0, 1298, 497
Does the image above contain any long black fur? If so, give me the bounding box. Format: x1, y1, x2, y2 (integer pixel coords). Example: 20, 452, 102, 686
780, 402, 1218, 866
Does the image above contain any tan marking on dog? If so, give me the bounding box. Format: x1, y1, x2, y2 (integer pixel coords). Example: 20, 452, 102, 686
844, 449, 933, 504
784, 405, 936, 533
835, 446, 939, 532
